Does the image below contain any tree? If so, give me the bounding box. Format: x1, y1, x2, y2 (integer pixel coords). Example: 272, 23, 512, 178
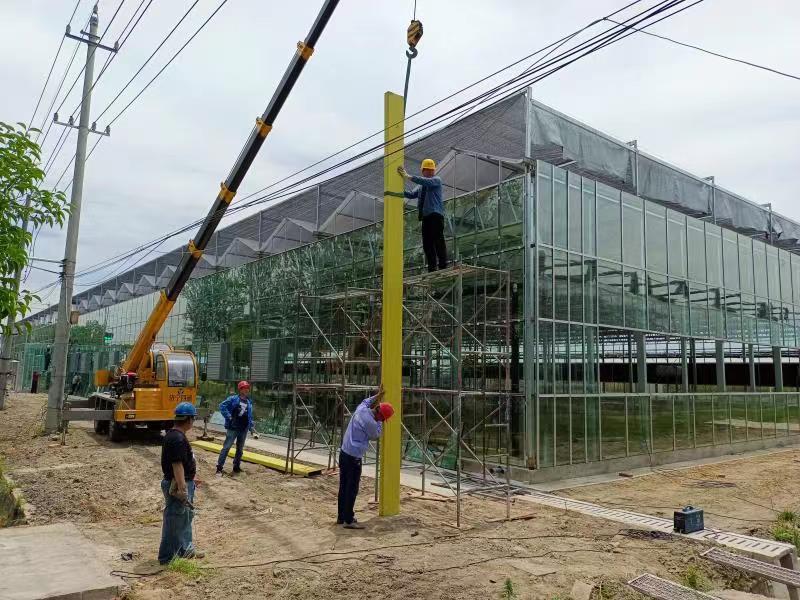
69, 320, 106, 346
1, 122, 69, 334
184, 271, 248, 345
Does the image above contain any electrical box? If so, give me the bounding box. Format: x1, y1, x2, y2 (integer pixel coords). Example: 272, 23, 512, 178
674, 506, 704, 534
206, 342, 229, 381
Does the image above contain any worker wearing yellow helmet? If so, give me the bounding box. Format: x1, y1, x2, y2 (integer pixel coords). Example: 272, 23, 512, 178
398, 158, 448, 272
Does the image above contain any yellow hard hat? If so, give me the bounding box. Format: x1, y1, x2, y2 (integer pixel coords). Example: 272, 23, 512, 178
421, 158, 436, 170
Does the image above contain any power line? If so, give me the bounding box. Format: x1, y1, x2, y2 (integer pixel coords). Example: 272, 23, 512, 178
44, 0, 157, 183
605, 17, 800, 82
59, 0, 700, 288
27, 0, 84, 131
93, 0, 201, 123
66, 0, 694, 285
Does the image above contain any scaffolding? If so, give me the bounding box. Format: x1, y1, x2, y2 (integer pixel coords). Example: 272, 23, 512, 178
285, 263, 516, 526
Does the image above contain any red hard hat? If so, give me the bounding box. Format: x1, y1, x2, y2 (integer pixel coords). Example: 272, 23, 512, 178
378, 402, 394, 421
237, 380, 251, 391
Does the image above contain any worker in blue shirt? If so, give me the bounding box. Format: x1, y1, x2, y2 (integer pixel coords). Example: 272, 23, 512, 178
338, 384, 394, 529
399, 158, 448, 273
215, 380, 259, 476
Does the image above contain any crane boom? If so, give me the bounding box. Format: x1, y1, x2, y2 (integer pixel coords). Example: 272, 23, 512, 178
122, 0, 340, 375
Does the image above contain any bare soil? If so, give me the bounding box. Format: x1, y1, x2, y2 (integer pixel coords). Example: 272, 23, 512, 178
1, 393, 788, 599
561, 449, 800, 540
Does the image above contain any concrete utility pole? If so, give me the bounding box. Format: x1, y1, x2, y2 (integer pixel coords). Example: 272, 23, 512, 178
45, 7, 106, 433
0, 197, 32, 410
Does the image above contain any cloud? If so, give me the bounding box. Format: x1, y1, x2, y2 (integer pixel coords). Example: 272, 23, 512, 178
3, 0, 799, 312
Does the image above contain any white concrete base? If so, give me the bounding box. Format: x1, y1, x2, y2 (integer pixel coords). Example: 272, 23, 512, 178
0, 522, 119, 600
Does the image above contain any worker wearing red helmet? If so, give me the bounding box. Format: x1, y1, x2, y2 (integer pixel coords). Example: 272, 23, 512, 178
337, 384, 394, 529
215, 380, 259, 476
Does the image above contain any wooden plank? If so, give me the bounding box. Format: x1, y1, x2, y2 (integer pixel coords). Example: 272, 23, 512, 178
190, 440, 321, 477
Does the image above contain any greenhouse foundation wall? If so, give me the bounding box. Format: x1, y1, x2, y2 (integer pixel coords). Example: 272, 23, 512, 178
12, 146, 800, 483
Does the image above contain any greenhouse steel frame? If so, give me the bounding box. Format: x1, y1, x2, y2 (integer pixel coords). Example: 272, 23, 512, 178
13, 90, 800, 490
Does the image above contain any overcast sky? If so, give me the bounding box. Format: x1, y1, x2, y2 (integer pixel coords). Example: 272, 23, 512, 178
2, 0, 799, 314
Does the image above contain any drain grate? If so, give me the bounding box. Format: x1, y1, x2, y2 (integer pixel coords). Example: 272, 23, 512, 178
703, 547, 800, 587
522, 491, 794, 560
628, 574, 716, 599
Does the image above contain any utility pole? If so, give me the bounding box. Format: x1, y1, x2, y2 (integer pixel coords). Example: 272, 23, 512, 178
45, 6, 114, 433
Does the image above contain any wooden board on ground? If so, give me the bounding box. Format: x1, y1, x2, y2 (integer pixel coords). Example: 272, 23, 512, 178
191, 440, 322, 477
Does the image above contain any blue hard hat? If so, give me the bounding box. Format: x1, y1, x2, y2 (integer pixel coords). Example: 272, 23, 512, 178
175, 402, 197, 417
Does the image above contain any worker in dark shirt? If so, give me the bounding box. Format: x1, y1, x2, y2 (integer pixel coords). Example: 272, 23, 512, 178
398, 158, 448, 273
158, 402, 204, 564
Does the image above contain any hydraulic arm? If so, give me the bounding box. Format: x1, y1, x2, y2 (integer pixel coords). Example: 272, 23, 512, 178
121, 0, 340, 375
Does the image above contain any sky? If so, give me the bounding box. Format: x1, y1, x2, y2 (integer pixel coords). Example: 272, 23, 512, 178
2, 0, 799, 315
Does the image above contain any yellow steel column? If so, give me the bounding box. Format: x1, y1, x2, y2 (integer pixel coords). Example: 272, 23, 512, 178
379, 91, 405, 516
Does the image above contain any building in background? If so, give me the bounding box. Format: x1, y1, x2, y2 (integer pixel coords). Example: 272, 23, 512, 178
14, 90, 800, 482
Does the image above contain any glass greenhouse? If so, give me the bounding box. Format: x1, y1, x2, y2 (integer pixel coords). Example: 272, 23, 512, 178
14, 91, 800, 482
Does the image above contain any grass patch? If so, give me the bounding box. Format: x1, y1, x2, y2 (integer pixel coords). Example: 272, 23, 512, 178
501, 578, 516, 599
681, 565, 711, 591
778, 509, 798, 524
771, 509, 800, 551
167, 557, 201, 577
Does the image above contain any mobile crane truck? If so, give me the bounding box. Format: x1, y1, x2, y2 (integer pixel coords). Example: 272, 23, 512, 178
61, 0, 340, 441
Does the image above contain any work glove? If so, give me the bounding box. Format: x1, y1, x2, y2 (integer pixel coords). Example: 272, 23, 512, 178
397, 166, 409, 179
251, 431, 260, 439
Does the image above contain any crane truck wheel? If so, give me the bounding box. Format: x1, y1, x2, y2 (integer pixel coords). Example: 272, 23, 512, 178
108, 418, 126, 442
93, 419, 109, 434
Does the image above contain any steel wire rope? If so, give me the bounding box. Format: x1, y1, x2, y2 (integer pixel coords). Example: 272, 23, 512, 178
43, 0, 700, 296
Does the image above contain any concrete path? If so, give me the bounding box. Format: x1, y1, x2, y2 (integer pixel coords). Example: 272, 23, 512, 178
0, 522, 119, 600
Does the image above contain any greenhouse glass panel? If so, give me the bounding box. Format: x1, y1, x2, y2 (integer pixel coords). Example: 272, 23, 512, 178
568, 172, 582, 253
780, 250, 792, 304
601, 396, 626, 459
690, 284, 710, 339
538, 248, 553, 319
687, 219, 706, 283
537, 163, 553, 245
553, 166, 568, 249
648, 273, 670, 332
596, 183, 621, 262
739, 236, 754, 295
582, 178, 596, 256
622, 193, 644, 268
767, 246, 781, 301
706, 224, 723, 287
597, 260, 623, 327
722, 229, 740, 291
753, 241, 768, 297
623, 268, 646, 330
669, 278, 689, 336
667, 210, 687, 278
569, 254, 584, 323
583, 259, 597, 324
553, 250, 569, 321
646, 203, 667, 274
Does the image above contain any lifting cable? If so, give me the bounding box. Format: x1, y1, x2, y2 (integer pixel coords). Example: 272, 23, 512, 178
402, 0, 423, 114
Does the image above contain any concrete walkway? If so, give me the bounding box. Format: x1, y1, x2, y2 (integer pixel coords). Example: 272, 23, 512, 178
0, 522, 119, 600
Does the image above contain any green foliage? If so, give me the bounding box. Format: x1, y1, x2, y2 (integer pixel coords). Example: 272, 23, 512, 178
184, 271, 247, 344
69, 320, 106, 345
1, 122, 69, 334
778, 509, 797, 523
167, 557, 201, 577
680, 565, 711, 591
501, 578, 516, 600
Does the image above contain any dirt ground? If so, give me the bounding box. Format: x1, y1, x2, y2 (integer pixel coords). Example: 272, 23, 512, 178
1, 393, 793, 599
561, 448, 800, 541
